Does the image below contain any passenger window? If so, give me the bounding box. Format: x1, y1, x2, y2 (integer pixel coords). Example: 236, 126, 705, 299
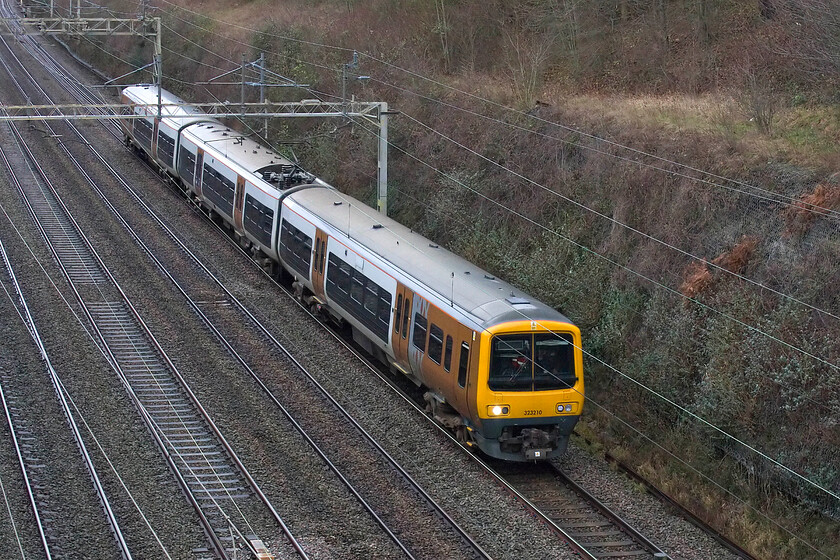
395, 294, 403, 334
457, 342, 470, 388
351, 276, 364, 303
428, 324, 443, 364
338, 262, 352, 293
412, 313, 427, 352
401, 298, 410, 339
363, 283, 379, 314
378, 290, 390, 328
444, 336, 453, 372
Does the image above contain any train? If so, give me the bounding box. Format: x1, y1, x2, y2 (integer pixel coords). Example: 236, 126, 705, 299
120, 84, 584, 461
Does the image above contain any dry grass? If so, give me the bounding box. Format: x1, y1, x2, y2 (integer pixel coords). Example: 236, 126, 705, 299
679, 236, 758, 298
680, 260, 714, 299
712, 235, 759, 274
784, 179, 840, 236
536, 90, 840, 170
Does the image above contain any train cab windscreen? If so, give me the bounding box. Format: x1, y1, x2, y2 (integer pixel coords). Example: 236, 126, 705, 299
489, 333, 577, 391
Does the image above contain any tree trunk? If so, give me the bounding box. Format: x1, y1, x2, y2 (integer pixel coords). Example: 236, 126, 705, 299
658, 0, 668, 51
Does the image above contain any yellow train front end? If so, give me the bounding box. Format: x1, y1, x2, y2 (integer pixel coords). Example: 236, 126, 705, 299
471, 321, 584, 461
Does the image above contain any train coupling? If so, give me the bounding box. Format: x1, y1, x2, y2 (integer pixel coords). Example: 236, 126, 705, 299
524, 447, 552, 460
520, 427, 555, 461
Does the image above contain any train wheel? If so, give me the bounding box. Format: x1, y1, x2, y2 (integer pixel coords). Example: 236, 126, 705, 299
455, 424, 478, 453
455, 426, 468, 444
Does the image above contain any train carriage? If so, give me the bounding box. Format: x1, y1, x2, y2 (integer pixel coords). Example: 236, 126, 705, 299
281, 187, 584, 460
121, 84, 584, 461
120, 85, 209, 176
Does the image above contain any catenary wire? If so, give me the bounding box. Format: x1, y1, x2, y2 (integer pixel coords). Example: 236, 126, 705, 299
339, 107, 840, 375
118, 0, 840, 459
336, 111, 840, 496
316, 83, 840, 324
125, 7, 840, 335
335, 176, 839, 553
307, 127, 838, 506
149, 0, 840, 219
385, 175, 839, 416
74, 0, 840, 534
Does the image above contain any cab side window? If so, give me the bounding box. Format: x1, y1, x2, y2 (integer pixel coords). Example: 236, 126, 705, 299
457, 342, 470, 388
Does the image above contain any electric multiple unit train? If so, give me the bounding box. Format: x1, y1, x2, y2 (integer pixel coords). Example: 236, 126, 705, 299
121, 84, 584, 461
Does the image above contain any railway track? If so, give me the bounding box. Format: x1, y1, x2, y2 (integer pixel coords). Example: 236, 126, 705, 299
0, 207, 130, 559
1, 118, 305, 558
24, 38, 679, 560
0, 22, 307, 551
28, 57, 496, 560
489, 460, 666, 559
0, 3, 756, 559
0, 8, 497, 559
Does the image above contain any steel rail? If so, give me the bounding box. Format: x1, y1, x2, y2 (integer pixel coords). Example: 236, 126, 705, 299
6, 9, 684, 557
62, 47, 667, 560
4, 117, 233, 560
31, 66, 426, 559
27, 55, 420, 556
147, 177, 607, 558
0, 20, 225, 557
18, 32, 494, 559
0, 240, 51, 560
42, 135, 417, 557
27, 7, 776, 560
67, 73, 594, 559
594, 444, 758, 560
0, 144, 133, 560
0, 23, 310, 559
47, 90, 491, 560
549, 462, 667, 558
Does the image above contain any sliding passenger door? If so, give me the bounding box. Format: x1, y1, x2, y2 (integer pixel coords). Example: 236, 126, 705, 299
311, 229, 328, 299
449, 325, 475, 418
194, 149, 204, 197
233, 176, 245, 231
390, 283, 413, 371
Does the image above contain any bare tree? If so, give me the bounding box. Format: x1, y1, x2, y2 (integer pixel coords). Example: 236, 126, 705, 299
738, 64, 776, 134
504, 28, 554, 108
657, 0, 668, 51
434, 0, 452, 73
772, 0, 840, 78
696, 0, 710, 47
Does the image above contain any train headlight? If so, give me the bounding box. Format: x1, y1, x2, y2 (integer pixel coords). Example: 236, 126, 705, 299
488, 405, 510, 417
556, 403, 575, 414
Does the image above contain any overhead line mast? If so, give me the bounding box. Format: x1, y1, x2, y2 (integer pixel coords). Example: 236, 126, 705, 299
5, 4, 393, 215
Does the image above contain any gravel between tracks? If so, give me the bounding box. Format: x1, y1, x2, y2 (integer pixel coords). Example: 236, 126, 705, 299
0, 124, 211, 558
63, 120, 742, 559
26, 85, 581, 559
0, 24, 751, 560
558, 444, 742, 560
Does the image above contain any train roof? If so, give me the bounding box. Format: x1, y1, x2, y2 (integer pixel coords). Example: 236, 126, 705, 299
123, 84, 208, 124
286, 187, 573, 329
124, 85, 311, 183
182, 121, 298, 176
